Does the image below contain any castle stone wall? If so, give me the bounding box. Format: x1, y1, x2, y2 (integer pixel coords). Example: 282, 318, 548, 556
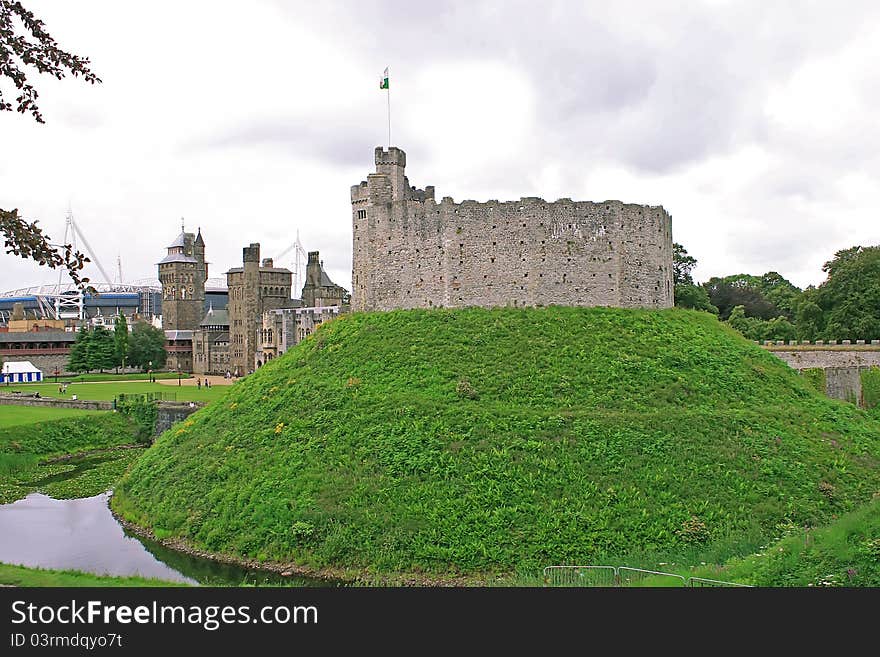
0, 396, 113, 410
824, 367, 862, 404
765, 346, 880, 406
352, 147, 673, 312
155, 401, 203, 435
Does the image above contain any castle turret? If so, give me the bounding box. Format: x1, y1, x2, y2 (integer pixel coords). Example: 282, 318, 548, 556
352, 147, 424, 311
194, 227, 206, 278
302, 251, 347, 308
158, 227, 205, 331
374, 146, 406, 201
305, 251, 322, 288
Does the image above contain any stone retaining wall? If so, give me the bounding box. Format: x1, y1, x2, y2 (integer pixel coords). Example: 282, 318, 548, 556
0, 395, 112, 411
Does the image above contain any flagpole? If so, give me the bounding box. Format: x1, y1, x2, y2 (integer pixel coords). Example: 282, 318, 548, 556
386, 69, 392, 148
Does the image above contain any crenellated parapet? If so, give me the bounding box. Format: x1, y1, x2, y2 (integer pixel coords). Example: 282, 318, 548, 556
761, 339, 880, 348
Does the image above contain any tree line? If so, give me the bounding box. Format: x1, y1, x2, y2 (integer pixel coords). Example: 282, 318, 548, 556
67, 315, 167, 373
674, 243, 880, 342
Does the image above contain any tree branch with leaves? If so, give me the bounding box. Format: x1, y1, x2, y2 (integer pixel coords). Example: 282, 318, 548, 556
1, 0, 100, 289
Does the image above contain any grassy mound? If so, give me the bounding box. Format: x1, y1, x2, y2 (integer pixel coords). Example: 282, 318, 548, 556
112, 308, 880, 580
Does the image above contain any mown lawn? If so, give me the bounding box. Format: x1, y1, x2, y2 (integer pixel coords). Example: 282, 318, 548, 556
0, 405, 102, 428
2, 380, 228, 403
0, 562, 188, 587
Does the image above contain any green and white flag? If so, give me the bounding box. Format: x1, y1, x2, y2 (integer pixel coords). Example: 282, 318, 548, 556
380, 67, 389, 89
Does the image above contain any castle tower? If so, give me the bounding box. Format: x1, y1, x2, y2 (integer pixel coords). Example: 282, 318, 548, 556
301, 251, 347, 308
226, 242, 294, 376
351, 147, 411, 311
194, 228, 207, 279
373, 146, 406, 201
158, 226, 207, 331
242, 243, 261, 376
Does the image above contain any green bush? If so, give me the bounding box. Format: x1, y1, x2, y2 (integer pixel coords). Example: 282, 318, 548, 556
860, 367, 880, 409
116, 397, 158, 443
801, 368, 826, 395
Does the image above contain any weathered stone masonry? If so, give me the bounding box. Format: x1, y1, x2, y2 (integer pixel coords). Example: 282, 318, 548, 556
351, 147, 674, 312
764, 343, 880, 405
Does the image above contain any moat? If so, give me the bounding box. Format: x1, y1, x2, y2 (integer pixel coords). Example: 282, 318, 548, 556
0, 492, 330, 586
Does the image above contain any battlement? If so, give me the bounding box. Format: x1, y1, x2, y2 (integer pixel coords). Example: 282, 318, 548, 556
426, 194, 664, 215
243, 243, 260, 263
761, 339, 880, 349
375, 146, 406, 168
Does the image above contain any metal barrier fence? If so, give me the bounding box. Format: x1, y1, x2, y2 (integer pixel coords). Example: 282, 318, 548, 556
543, 566, 618, 587
543, 565, 751, 588
687, 577, 752, 588
618, 567, 687, 587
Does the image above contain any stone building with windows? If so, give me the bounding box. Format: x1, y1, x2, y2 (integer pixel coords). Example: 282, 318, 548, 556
226, 244, 299, 377
301, 251, 348, 308
192, 307, 231, 376
258, 305, 342, 367
159, 228, 349, 376
158, 228, 207, 331
164, 330, 194, 372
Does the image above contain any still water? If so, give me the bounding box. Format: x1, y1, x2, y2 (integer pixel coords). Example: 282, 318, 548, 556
0, 492, 331, 586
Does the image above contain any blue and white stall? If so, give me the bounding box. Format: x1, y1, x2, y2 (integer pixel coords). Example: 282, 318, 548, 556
0, 361, 43, 383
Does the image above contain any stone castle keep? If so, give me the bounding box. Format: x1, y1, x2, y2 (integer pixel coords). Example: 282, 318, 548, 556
351, 147, 674, 312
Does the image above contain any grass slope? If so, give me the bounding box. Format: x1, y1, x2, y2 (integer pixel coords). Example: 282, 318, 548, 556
0, 563, 187, 587
0, 413, 142, 504
688, 496, 880, 586
113, 307, 880, 580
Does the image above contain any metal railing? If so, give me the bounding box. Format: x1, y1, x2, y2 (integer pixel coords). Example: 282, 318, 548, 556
687, 576, 752, 588
543, 565, 751, 588
543, 566, 618, 587
618, 566, 687, 587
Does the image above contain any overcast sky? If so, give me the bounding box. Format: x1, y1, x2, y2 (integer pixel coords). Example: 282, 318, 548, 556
2, 0, 880, 295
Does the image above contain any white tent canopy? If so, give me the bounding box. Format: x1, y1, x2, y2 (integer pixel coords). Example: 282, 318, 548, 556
1, 360, 43, 383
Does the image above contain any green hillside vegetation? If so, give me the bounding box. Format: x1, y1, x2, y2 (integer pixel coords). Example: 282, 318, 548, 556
688, 496, 880, 586
0, 413, 143, 504
113, 307, 880, 582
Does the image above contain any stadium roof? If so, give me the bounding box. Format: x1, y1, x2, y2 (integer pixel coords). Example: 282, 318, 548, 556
1, 277, 228, 298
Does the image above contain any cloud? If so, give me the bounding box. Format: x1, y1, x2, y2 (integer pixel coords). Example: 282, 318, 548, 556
4, 0, 880, 298
185, 116, 374, 166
